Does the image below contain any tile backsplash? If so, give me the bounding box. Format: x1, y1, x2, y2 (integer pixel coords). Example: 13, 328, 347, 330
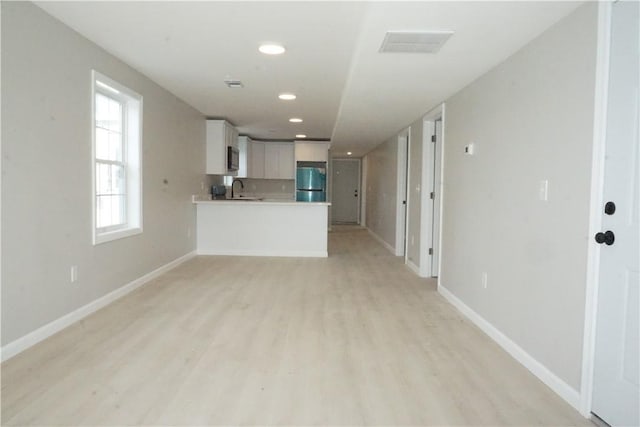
241, 179, 295, 199
207, 177, 295, 200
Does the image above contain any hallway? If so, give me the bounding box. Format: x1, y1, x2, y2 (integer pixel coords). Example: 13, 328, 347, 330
1, 227, 589, 425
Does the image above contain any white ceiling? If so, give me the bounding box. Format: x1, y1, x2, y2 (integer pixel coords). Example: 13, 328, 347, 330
36, 1, 582, 157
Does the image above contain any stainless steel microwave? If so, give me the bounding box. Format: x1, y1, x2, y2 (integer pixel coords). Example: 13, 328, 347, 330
227, 146, 239, 171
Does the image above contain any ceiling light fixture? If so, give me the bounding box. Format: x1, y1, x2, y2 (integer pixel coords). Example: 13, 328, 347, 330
278, 93, 296, 100
289, 118, 303, 123
259, 43, 285, 55
347, 152, 353, 156
296, 134, 307, 138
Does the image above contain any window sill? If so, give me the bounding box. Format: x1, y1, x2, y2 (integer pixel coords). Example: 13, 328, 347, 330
93, 227, 142, 245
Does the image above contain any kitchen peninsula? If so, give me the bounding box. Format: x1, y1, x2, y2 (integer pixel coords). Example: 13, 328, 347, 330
195, 199, 330, 257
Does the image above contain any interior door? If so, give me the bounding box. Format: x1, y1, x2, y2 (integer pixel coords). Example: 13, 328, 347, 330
397, 134, 409, 258
591, 2, 640, 426
331, 159, 360, 224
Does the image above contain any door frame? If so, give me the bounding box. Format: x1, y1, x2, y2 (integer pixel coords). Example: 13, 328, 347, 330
331, 157, 361, 225
361, 156, 368, 227
419, 104, 445, 278
580, 0, 614, 418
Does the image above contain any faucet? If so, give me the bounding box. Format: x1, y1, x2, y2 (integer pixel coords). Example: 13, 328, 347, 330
231, 178, 244, 199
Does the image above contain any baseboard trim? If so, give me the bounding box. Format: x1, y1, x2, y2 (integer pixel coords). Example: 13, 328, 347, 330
366, 228, 396, 255
1, 251, 197, 362
437, 284, 581, 411
197, 249, 328, 258
406, 259, 421, 276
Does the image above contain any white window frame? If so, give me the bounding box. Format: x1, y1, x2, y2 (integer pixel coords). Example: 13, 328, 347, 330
92, 70, 143, 245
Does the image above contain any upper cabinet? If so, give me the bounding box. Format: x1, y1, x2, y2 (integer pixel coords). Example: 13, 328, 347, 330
247, 140, 265, 179
295, 141, 330, 163
206, 120, 238, 175
247, 140, 296, 180
237, 136, 251, 178
264, 143, 295, 179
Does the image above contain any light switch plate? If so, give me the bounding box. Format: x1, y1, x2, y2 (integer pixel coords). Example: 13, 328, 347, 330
539, 179, 549, 201
464, 143, 475, 155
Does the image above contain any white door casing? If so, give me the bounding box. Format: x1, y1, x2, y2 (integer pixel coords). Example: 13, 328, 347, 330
419, 104, 445, 278
431, 118, 443, 277
591, 2, 640, 426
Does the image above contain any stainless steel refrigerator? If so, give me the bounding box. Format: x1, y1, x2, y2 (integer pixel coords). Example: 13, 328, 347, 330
296, 163, 326, 202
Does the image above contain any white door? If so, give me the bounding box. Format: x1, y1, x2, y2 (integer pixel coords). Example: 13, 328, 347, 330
397, 134, 409, 258
591, 2, 640, 426
331, 159, 360, 224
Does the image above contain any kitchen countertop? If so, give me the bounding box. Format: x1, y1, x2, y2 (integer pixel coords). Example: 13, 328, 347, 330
192, 195, 330, 206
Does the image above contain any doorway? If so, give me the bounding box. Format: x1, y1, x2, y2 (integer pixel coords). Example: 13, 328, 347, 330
331, 159, 361, 224
588, 2, 639, 426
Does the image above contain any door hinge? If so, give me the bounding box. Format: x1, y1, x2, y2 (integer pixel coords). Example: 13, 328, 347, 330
428, 248, 433, 255
402, 200, 406, 205
431, 135, 436, 143
430, 192, 435, 199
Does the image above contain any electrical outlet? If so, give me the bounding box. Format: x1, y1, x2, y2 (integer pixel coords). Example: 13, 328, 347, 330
482, 272, 488, 289
200, 181, 205, 190
411, 235, 415, 245
70, 266, 78, 283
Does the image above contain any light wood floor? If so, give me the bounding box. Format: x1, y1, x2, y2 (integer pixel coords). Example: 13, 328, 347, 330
2, 226, 591, 426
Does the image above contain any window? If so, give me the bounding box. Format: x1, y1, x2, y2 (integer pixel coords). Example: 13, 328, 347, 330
92, 71, 142, 244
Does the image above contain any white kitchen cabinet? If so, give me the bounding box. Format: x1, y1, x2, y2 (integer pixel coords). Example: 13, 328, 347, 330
264, 142, 294, 179
206, 120, 238, 175
237, 136, 251, 178
295, 141, 330, 163
278, 143, 295, 178
248, 140, 265, 179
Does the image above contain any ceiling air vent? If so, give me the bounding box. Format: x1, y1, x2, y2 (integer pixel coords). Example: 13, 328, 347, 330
379, 31, 454, 53
224, 79, 244, 88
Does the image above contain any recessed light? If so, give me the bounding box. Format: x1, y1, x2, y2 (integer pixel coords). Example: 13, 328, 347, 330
278, 93, 296, 100
296, 134, 307, 138
259, 44, 285, 55
347, 152, 352, 156
289, 118, 303, 123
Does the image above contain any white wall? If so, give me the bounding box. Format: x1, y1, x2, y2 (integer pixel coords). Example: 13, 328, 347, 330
364, 137, 398, 250
440, 3, 597, 392
1, 2, 207, 346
